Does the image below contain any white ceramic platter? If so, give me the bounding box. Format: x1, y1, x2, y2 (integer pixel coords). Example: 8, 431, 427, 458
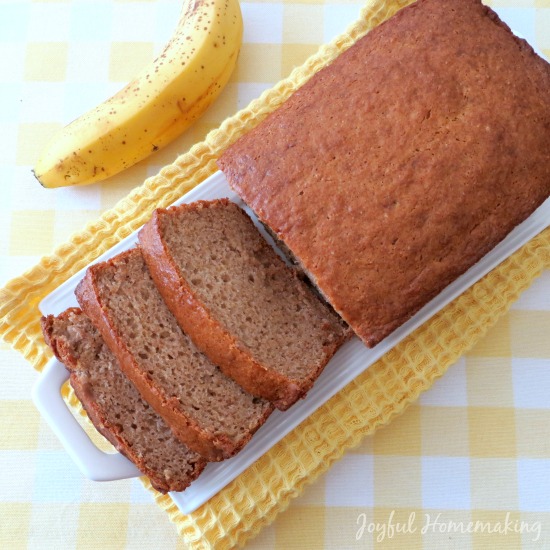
33, 169, 550, 514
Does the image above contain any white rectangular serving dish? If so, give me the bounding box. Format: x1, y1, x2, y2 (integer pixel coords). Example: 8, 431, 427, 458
33, 169, 550, 514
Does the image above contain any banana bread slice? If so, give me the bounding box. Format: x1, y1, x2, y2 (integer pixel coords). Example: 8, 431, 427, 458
139, 199, 349, 410
75, 247, 273, 461
41, 307, 206, 493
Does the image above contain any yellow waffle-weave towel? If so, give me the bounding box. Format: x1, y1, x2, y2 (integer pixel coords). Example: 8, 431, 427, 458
1, 0, 549, 548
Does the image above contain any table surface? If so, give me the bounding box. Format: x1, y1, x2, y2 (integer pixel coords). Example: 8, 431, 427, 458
1, 1, 550, 548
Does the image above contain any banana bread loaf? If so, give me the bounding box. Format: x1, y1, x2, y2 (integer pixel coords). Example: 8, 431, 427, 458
75, 247, 273, 461
41, 307, 206, 493
217, 0, 550, 347
139, 199, 349, 410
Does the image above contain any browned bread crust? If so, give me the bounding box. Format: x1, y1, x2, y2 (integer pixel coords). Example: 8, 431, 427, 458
41, 308, 206, 493
139, 199, 349, 410
75, 248, 273, 462
217, 0, 550, 347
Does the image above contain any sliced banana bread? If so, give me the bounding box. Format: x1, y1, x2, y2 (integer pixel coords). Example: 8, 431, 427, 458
75, 247, 273, 461
41, 307, 206, 493
138, 199, 349, 410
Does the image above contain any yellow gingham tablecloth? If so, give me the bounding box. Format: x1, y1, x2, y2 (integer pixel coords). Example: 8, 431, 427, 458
1, 1, 550, 548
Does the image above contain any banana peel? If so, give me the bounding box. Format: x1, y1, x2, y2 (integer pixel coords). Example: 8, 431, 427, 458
34, 0, 243, 188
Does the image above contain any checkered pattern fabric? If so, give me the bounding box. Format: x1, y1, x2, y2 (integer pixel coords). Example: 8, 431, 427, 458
1, 0, 550, 548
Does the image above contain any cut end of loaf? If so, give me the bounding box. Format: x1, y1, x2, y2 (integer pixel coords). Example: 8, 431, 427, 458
41, 307, 206, 493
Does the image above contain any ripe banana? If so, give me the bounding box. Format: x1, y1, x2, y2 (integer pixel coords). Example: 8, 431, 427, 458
34, 0, 243, 188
